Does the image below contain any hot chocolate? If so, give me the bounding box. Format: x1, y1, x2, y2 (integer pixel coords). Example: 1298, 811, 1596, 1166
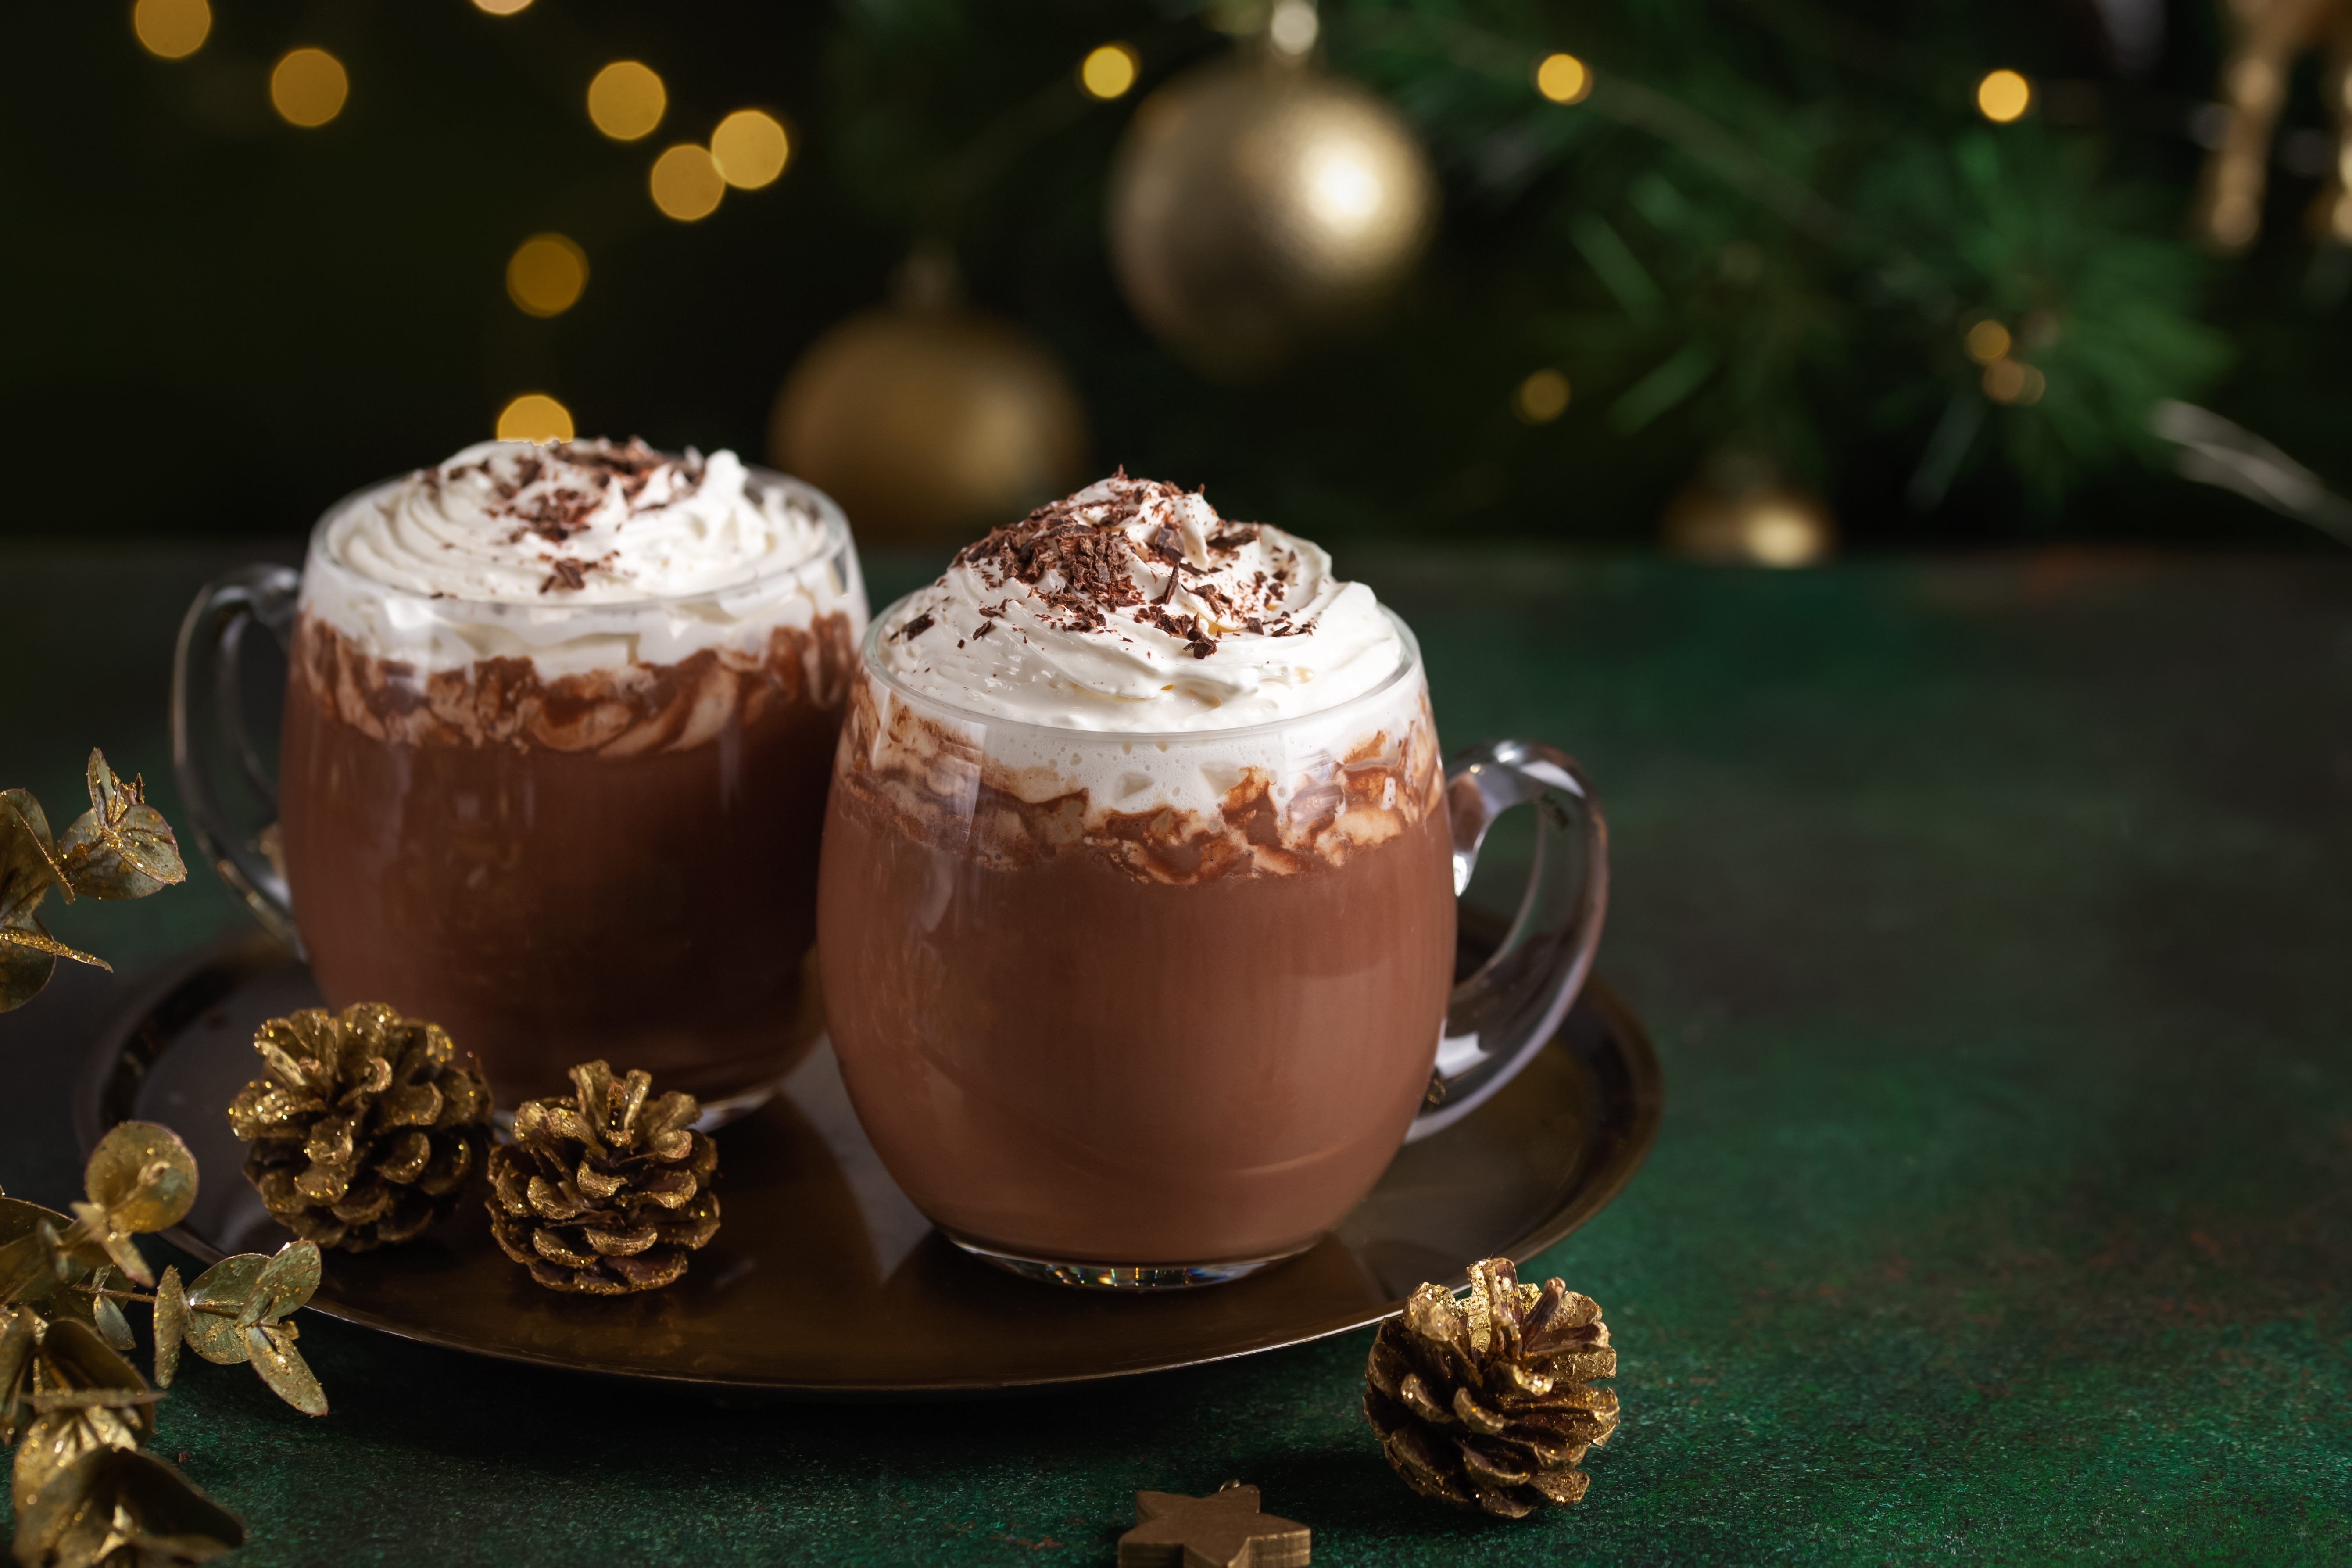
818, 475, 1455, 1278
278, 440, 866, 1106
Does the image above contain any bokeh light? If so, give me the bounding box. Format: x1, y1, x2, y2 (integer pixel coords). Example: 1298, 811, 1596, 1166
473, 0, 534, 12
588, 61, 666, 142
710, 111, 790, 189
506, 235, 588, 318
1742, 505, 1832, 566
650, 144, 725, 221
132, 0, 210, 60
497, 394, 575, 442
1536, 53, 1593, 104
1976, 70, 2030, 123
1514, 369, 1571, 424
1268, 0, 1320, 57
1080, 44, 1140, 100
271, 48, 349, 128
1964, 319, 2012, 365
1982, 359, 2046, 405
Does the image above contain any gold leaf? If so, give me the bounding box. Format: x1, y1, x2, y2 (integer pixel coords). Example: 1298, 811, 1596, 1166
152, 1267, 186, 1388
0, 1199, 97, 1320
243, 1324, 327, 1417
54, 750, 188, 901
15, 1444, 243, 1568
88, 1270, 134, 1355
0, 1306, 34, 1446
35, 1321, 154, 1430
0, 1223, 74, 1305
0, 930, 60, 1013
247, 1242, 321, 1326
12, 1409, 113, 1518
181, 1257, 266, 1366
66, 1202, 154, 1289
84, 1122, 199, 1236
0, 789, 63, 925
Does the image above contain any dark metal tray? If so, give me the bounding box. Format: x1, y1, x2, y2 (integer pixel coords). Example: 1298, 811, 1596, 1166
76, 931, 1659, 1396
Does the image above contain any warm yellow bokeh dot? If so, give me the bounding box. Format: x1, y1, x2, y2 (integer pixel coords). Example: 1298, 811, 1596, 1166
1976, 69, 2030, 123
1982, 359, 2045, 405
1513, 369, 1572, 424
710, 111, 790, 189
1080, 44, 1140, 100
1964, 319, 2012, 365
497, 394, 575, 443
1536, 53, 1592, 105
588, 61, 666, 142
506, 234, 588, 318
1742, 506, 1831, 567
133, 0, 210, 59
271, 48, 349, 127
650, 144, 725, 221
473, 0, 534, 13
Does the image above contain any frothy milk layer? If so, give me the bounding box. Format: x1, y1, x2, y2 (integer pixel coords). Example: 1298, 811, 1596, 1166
303, 439, 862, 676
852, 476, 1436, 860
876, 474, 1402, 732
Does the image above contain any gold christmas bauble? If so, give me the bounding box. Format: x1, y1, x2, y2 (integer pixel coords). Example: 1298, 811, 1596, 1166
1107, 54, 1439, 377
769, 306, 1088, 546
1661, 454, 1836, 567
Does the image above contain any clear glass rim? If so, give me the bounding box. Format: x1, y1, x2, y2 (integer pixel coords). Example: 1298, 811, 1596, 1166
300, 459, 856, 615
857, 590, 1425, 746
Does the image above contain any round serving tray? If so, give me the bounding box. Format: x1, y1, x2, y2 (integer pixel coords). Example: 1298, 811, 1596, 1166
75, 930, 1660, 1397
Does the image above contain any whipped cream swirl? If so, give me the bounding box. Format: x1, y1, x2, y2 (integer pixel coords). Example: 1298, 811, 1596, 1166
324, 438, 829, 603
876, 474, 1404, 731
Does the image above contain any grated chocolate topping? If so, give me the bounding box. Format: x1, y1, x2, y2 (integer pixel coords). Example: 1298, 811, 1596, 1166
945, 469, 1307, 651
448, 437, 705, 550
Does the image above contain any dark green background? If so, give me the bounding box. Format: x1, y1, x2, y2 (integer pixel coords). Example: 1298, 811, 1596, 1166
4, 543, 2347, 1563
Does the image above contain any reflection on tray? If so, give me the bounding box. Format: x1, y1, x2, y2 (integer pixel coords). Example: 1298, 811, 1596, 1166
80, 931, 1658, 1394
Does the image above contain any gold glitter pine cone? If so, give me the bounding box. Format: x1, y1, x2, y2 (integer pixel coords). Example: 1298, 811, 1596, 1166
227, 1002, 494, 1252
487, 1060, 719, 1295
1364, 1257, 1619, 1518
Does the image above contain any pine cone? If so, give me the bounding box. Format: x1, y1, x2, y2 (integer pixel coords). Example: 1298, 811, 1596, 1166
227, 1003, 494, 1252
1364, 1257, 1619, 1518
486, 1060, 720, 1295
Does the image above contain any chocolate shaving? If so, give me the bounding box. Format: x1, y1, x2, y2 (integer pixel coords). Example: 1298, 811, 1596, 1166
539, 559, 588, 594
938, 473, 1298, 658
899, 612, 936, 641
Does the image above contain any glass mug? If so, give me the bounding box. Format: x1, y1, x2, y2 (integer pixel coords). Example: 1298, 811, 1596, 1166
817, 603, 1606, 1288
171, 469, 868, 1114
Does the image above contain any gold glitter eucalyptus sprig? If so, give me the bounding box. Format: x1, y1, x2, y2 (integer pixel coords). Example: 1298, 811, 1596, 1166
0, 750, 188, 1012
0, 1122, 334, 1568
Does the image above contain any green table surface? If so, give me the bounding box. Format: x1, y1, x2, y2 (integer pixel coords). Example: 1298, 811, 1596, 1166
3, 544, 2348, 1565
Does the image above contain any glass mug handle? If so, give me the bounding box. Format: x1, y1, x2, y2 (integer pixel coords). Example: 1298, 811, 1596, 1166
1406, 740, 1610, 1142
170, 565, 304, 956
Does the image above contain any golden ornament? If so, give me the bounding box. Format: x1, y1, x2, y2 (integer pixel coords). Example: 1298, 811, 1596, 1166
1106, 50, 1439, 377
1364, 1257, 1617, 1518
769, 250, 1088, 546
1661, 453, 1835, 568
2191, 0, 2352, 250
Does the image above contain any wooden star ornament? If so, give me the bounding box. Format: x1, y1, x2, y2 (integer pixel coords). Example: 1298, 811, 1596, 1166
1117, 1484, 1310, 1568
